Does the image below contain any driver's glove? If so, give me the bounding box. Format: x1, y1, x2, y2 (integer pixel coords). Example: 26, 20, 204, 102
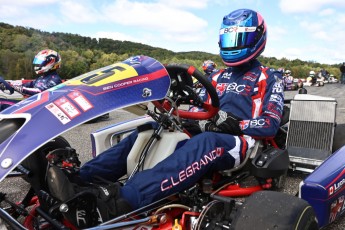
12, 85, 23, 93
199, 120, 221, 132
212, 110, 243, 136
182, 120, 203, 135
183, 119, 221, 135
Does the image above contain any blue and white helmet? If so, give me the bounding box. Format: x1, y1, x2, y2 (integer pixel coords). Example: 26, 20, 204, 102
219, 9, 267, 67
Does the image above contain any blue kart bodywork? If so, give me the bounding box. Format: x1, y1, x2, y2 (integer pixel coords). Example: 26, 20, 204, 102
301, 145, 345, 227
0, 55, 170, 182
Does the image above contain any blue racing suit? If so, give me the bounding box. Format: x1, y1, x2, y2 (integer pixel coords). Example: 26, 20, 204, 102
0, 71, 62, 111
79, 59, 285, 209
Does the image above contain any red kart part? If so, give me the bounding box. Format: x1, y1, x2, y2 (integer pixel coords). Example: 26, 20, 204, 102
217, 179, 273, 197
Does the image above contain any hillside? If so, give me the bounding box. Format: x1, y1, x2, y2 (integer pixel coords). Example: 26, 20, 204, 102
0, 22, 341, 80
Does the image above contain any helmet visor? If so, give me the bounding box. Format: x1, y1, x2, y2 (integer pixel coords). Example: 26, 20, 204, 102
33, 56, 47, 67
219, 26, 258, 50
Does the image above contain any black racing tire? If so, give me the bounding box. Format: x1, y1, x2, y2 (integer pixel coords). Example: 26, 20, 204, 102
298, 87, 308, 94
20, 136, 71, 193
231, 191, 319, 230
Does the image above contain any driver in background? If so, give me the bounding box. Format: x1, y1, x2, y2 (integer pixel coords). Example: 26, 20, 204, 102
47, 8, 284, 228
202, 60, 218, 77
193, 60, 218, 89
0, 49, 62, 111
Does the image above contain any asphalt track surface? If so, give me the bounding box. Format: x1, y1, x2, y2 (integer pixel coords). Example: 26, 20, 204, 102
1, 83, 345, 229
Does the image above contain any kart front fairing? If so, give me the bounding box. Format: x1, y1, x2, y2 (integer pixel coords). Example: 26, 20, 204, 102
0, 55, 170, 182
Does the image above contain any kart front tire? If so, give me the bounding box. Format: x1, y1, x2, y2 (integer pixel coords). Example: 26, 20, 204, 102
20, 136, 71, 192
231, 191, 319, 230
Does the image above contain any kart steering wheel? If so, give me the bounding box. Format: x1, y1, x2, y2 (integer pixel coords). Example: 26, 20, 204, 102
153, 63, 219, 120
0, 76, 14, 95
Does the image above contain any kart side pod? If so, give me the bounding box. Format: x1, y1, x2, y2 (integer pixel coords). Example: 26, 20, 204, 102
250, 147, 289, 179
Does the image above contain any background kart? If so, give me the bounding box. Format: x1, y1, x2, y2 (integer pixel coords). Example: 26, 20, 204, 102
283, 77, 298, 91
0, 79, 33, 100
0, 55, 343, 229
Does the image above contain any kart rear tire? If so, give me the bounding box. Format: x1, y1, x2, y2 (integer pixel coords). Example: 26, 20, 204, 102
231, 191, 319, 230
20, 136, 71, 192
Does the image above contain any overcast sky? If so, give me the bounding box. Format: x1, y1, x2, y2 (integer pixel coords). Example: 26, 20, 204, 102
1, 0, 345, 65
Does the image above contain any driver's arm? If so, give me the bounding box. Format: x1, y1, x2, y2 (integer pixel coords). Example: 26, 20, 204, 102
15, 75, 62, 96
240, 69, 285, 138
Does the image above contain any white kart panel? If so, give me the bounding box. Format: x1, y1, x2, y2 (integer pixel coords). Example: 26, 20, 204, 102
91, 115, 154, 157
127, 130, 190, 175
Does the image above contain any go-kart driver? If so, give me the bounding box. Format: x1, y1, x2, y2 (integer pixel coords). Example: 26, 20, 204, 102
308, 70, 317, 85
202, 60, 218, 77
0, 49, 63, 111
284, 69, 293, 81
47, 8, 285, 228
193, 60, 218, 89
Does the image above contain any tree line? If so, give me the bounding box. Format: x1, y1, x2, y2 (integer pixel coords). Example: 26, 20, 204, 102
0, 22, 342, 81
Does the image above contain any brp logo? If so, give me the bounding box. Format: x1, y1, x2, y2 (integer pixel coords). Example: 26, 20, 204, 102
142, 88, 152, 98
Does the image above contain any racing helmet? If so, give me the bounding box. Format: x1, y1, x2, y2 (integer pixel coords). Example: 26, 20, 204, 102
202, 60, 217, 74
309, 70, 315, 76
219, 9, 267, 67
33, 49, 61, 75
284, 70, 291, 76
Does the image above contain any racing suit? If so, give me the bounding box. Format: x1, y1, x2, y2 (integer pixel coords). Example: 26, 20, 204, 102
79, 59, 285, 209
0, 71, 62, 111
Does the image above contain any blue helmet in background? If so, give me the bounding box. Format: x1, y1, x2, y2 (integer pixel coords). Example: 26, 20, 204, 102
219, 9, 267, 67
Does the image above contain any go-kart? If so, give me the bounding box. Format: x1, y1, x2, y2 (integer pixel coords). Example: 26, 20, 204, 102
0, 79, 31, 100
0, 55, 343, 230
304, 76, 325, 87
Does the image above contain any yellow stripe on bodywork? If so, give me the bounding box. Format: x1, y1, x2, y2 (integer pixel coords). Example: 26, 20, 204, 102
66, 63, 138, 87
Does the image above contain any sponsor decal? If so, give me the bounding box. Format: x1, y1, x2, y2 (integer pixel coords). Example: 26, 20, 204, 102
241, 118, 270, 129
76, 208, 87, 226
240, 120, 250, 130
125, 55, 145, 65
269, 94, 283, 104
68, 91, 93, 112
142, 88, 152, 98
267, 102, 283, 117
272, 75, 284, 93
329, 196, 345, 223
220, 26, 256, 34
45, 103, 71, 124
329, 178, 345, 196
243, 72, 258, 82
226, 82, 246, 94
54, 97, 80, 119
161, 148, 224, 191
272, 82, 284, 93
216, 83, 228, 96
222, 72, 232, 79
